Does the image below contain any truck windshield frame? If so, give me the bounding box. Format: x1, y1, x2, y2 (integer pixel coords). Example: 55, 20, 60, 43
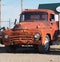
20, 12, 48, 22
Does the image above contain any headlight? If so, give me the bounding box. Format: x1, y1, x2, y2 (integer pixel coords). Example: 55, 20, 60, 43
4, 35, 8, 39
34, 33, 40, 41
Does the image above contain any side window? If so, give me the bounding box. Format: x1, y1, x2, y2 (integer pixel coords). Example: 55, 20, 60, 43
50, 14, 55, 22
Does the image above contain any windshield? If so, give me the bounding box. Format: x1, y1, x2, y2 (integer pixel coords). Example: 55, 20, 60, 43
20, 12, 48, 22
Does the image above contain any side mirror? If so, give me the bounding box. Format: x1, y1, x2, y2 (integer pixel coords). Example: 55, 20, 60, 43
14, 19, 17, 25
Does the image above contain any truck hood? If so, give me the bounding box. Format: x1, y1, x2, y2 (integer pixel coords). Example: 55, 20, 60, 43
13, 21, 50, 30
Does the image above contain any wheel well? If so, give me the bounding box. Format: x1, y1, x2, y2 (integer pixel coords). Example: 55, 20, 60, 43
46, 34, 51, 41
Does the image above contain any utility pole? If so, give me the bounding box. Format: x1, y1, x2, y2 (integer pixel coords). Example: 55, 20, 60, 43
0, 0, 1, 28
21, 0, 23, 12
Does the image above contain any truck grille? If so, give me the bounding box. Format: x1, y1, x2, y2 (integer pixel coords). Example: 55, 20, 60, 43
9, 32, 33, 41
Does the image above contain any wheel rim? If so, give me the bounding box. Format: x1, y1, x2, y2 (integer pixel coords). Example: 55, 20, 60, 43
44, 35, 50, 51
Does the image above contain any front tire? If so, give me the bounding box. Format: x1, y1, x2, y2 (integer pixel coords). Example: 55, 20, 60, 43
38, 35, 50, 53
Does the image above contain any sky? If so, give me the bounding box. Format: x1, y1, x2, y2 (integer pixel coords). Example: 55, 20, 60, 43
1, 0, 60, 28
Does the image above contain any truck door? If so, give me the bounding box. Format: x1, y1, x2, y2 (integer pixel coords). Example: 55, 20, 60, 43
50, 14, 58, 40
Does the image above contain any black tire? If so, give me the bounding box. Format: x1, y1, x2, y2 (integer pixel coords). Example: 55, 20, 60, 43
38, 35, 50, 53
6, 45, 16, 53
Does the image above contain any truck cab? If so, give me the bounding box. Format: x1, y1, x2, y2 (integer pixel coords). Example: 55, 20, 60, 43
1, 9, 59, 52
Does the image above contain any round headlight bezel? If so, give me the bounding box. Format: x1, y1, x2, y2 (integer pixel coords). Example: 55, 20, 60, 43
4, 35, 8, 39
34, 33, 40, 41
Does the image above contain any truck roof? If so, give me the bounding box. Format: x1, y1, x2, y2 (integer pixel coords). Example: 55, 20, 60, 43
22, 9, 54, 14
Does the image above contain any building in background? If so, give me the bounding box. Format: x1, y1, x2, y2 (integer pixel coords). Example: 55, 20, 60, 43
38, 3, 60, 13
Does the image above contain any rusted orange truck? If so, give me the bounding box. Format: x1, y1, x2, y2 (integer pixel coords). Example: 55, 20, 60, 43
1, 8, 59, 53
